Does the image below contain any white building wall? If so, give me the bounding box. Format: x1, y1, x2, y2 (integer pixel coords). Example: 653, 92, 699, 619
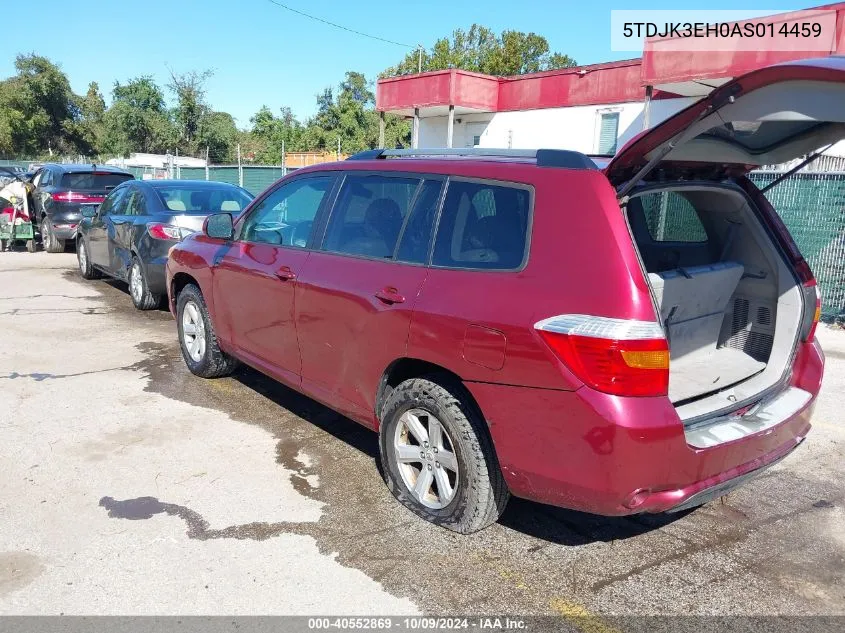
417, 97, 699, 153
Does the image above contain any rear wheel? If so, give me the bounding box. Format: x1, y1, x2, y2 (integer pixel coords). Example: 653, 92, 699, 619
25, 239, 36, 253
379, 376, 510, 533
41, 218, 65, 253
176, 283, 239, 378
77, 239, 100, 279
129, 257, 160, 310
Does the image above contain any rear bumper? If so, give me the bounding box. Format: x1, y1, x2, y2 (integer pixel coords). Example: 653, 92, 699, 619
466, 338, 823, 516
45, 209, 82, 240
145, 257, 168, 296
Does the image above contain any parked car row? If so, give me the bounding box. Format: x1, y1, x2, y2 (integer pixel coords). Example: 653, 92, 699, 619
70, 59, 834, 533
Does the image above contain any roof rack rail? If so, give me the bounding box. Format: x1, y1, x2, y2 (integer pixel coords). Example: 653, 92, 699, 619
346, 148, 597, 170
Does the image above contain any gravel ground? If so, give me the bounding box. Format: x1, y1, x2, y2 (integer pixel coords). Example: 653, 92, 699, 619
0, 252, 842, 622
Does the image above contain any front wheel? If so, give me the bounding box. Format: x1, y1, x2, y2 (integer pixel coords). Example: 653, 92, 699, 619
176, 283, 239, 378
379, 376, 510, 533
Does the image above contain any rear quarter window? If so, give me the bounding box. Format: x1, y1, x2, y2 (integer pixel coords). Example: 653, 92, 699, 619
639, 191, 708, 243
61, 173, 133, 189
432, 180, 531, 270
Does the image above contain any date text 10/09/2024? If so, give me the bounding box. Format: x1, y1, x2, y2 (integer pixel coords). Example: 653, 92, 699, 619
308, 618, 527, 630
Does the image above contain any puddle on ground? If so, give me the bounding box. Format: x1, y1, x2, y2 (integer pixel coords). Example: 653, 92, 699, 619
99, 496, 313, 541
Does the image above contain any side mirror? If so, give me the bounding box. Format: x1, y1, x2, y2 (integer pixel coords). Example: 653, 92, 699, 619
205, 213, 234, 240
81, 206, 98, 218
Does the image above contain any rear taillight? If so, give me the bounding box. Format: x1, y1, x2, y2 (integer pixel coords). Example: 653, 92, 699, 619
802, 280, 822, 341
535, 315, 669, 397
147, 223, 186, 240
52, 191, 105, 204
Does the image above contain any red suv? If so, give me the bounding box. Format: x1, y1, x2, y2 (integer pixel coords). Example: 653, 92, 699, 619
166, 58, 834, 533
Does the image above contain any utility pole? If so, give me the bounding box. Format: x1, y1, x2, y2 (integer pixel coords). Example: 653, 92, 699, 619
417, 45, 423, 73
205, 146, 210, 181
281, 140, 286, 177
237, 144, 243, 187
175, 148, 180, 179
337, 137, 341, 161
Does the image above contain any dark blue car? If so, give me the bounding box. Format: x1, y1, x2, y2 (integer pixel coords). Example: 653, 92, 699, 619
76, 179, 253, 309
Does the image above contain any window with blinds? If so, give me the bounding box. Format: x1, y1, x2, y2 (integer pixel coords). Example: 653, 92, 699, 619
598, 112, 620, 155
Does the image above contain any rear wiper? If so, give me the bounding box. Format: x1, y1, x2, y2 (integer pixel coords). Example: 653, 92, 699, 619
759, 144, 833, 194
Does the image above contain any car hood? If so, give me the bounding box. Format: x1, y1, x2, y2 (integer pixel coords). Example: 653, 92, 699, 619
605, 56, 845, 188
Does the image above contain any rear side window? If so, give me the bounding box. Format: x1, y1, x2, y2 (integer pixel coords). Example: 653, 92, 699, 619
323, 174, 420, 259
432, 180, 530, 270
61, 172, 133, 190
154, 186, 253, 214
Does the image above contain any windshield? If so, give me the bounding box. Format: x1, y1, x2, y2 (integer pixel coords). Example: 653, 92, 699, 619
61, 172, 133, 189
154, 185, 254, 214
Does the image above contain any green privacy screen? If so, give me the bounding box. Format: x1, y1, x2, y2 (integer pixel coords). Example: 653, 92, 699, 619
751, 171, 845, 320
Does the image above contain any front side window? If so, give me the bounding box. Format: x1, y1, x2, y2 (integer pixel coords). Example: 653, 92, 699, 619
432, 180, 530, 270
40, 170, 52, 186
124, 189, 146, 216
240, 176, 332, 247
323, 174, 421, 259
98, 187, 128, 218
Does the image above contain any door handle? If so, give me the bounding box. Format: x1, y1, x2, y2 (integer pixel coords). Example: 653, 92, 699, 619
375, 287, 406, 305
275, 267, 297, 281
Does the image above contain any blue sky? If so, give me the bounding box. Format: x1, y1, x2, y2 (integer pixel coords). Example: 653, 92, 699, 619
2, 0, 798, 128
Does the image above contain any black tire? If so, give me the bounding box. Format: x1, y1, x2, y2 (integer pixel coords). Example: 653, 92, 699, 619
0, 239, 7, 251
41, 218, 65, 253
77, 239, 100, 279
129, 257, 161, 310
176, 283, 239, 378
379, 376, 509, 534
25, 239, 36, 253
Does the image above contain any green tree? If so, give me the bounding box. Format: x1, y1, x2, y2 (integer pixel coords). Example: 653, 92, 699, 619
168, 69, 213, 154
101, 76, 175, 155
77, 82, 106, 152
382, 25, 576, 77
0, 54, 91, 156
298, 72, 409, 154
248, 105, 305, 162
197, 111, 239, 163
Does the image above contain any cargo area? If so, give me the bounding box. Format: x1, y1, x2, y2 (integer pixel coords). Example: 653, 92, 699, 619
626, 184, 805, 420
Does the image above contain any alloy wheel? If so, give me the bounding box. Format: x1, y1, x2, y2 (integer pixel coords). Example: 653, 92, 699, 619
393, 408, 460, 509
129, 262, 143, 304
78, 242, 87, 273
181, 300, 207, 363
